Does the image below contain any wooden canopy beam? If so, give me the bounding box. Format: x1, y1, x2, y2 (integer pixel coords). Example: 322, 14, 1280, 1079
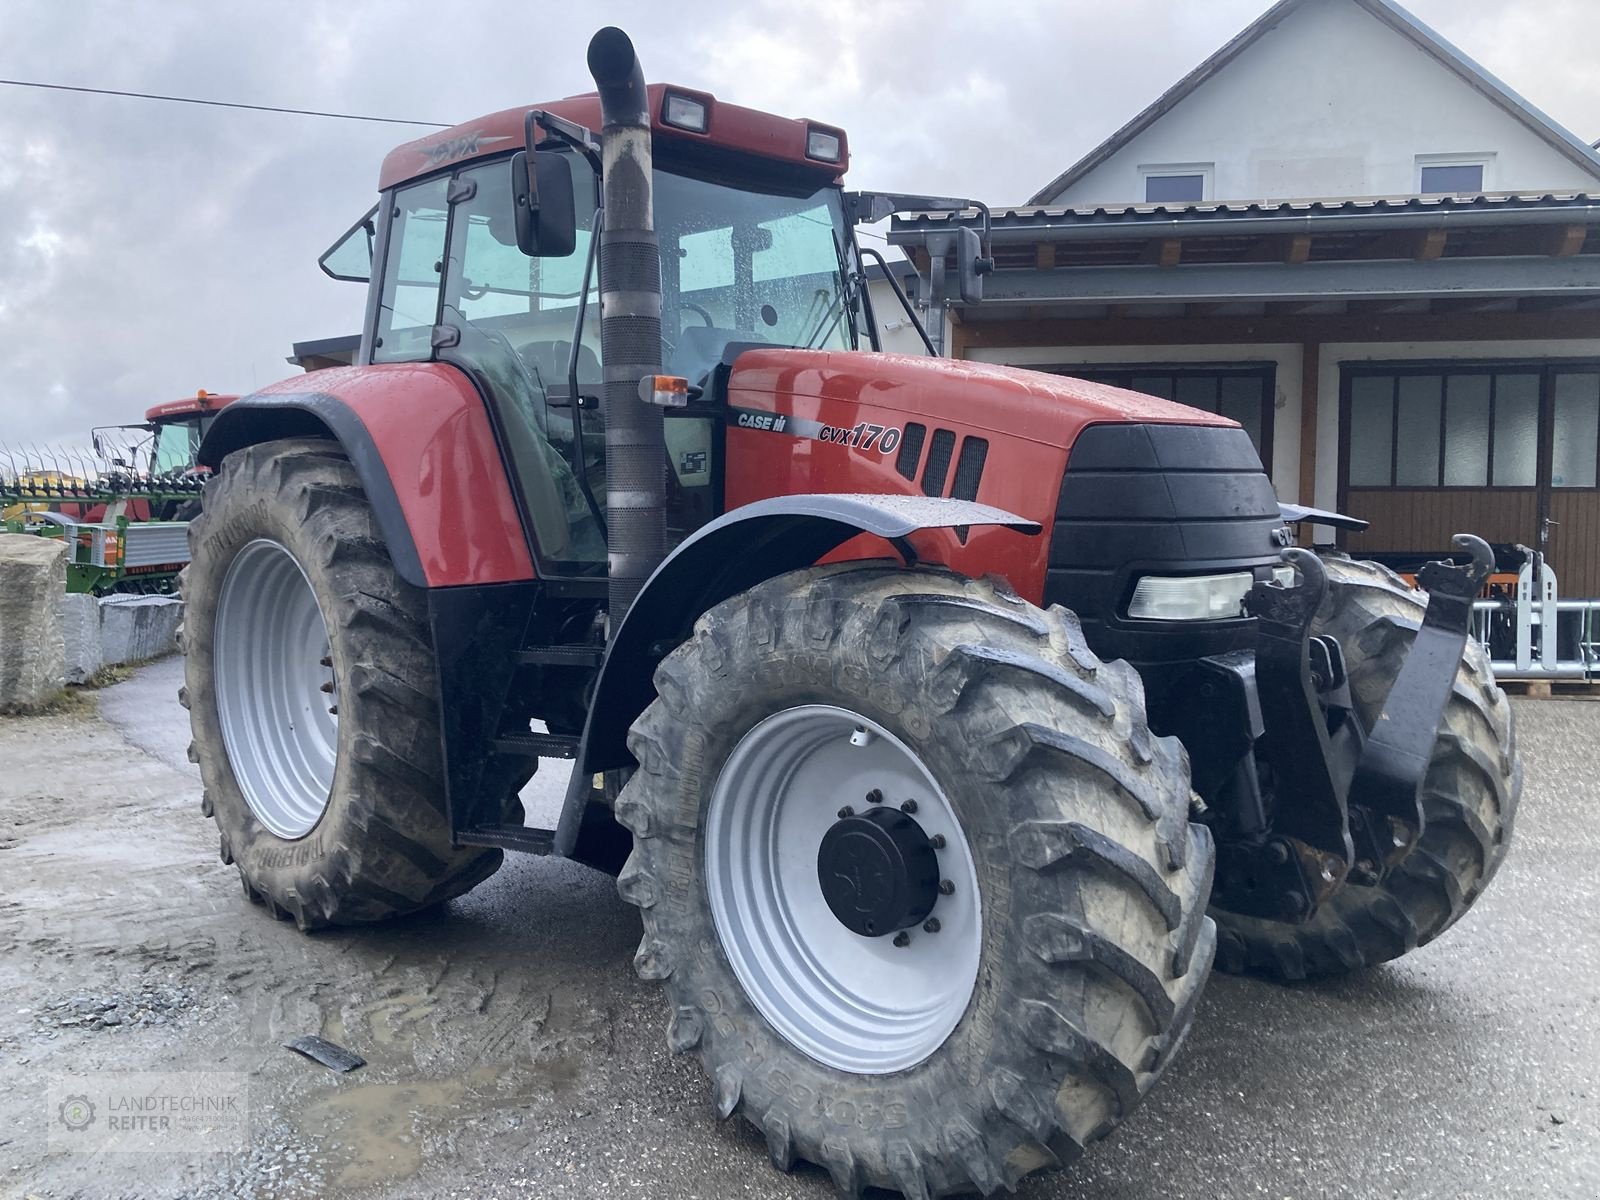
1549, 224, 1589, 257
1414, 228, 1449, 260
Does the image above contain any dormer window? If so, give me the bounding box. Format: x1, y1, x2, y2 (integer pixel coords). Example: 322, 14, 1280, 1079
1140, 163, 1212, 204
1417, 154, 1492, 194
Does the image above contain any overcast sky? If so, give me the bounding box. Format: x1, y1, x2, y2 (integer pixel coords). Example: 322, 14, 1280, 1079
2, 0, 1596, 445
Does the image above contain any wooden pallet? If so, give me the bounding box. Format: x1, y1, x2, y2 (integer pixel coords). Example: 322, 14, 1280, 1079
1498, 678, 1600, 700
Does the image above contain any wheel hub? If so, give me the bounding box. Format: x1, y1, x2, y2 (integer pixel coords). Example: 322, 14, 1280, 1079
817, 807, 939, 937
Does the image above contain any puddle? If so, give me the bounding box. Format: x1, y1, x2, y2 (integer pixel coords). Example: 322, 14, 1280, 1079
302, 1077, 469, 1187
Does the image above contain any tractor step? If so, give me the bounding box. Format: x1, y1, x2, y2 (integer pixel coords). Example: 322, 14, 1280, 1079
457, 824, 556, 854
493, 732, 581, 759
516, 644, 605, 667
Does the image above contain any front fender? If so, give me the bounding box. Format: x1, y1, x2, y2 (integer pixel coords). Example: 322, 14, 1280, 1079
557, 493, 1039, 858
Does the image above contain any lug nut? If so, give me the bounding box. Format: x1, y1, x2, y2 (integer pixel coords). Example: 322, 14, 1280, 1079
328, 705, 338, 716
1267, 842, 1290, 865
923, 918, 941, 933
837, 806, 854, 819
938, 879, 955, 896
865, 789, 883, 805
320, 656, 332, 667
930, 834, 946, 849
893, 931, 911, 948
319, 681, 335, 694
900, 799, 918, 814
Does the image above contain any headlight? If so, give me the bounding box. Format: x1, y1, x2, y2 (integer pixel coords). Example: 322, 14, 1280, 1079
1126, 566, 1299, 621
1127, 571, 1256, 621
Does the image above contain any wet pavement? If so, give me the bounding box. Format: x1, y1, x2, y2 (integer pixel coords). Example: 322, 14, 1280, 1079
1, 659, 1596, 1198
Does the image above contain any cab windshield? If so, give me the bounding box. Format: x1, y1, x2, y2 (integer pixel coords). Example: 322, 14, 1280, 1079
654, 168, 857, 383
371, 148, 861, 573
151, 417, 211, 475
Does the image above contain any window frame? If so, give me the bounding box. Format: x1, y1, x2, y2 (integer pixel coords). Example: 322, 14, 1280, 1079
1137, 163, 1214, 205
370, 173, 454, 364
1415, 153, 1492, 195
1338, 359, 1600, 499
1033, 361, 1276, 473
319, 204, 379, 283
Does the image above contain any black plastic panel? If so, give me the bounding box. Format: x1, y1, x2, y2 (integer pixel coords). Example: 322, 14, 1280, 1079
1046, 423, 1285, 730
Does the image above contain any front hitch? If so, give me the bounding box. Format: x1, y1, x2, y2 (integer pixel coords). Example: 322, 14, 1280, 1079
1345, 535, 1494, 871
1216, 535, 1493, 923
1240, 549, 1355, 917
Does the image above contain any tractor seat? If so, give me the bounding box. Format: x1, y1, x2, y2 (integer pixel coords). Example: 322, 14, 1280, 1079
516, 339, 600, 392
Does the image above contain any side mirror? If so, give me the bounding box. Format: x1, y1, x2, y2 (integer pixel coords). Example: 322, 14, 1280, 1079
954, 226, 986, 304
511, 150, 577, 258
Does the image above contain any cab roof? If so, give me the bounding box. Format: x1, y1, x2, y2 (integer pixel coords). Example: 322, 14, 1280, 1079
379, 84, 847, 191
144, 392, 238, 424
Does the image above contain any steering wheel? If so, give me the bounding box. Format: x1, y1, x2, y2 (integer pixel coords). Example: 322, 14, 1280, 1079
679, 301, 715, 328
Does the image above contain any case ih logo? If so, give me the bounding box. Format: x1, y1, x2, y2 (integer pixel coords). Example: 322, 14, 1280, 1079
422, 132, 511, 168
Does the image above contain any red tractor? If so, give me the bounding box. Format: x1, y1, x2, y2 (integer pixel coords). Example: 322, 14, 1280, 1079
180, 29, 1519, 1197
92, 389, 238, 520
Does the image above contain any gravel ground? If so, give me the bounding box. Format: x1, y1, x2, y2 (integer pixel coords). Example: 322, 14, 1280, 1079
0, 658, 1596, 1198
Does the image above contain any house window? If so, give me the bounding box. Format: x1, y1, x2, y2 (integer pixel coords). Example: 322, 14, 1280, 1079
1417, 155, 1489, 194
1553, 372, 1600, 488
1048, 364, 1274, 468
1139, 164, 1212, 204
1344, 366, 1600, 490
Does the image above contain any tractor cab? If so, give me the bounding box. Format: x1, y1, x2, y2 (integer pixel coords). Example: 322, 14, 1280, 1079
315, 84, 988, 579
94, 390, 237, 483
145, 391, 235, 476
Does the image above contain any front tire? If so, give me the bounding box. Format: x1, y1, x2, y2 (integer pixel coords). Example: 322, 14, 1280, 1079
616, 565, 1215, 1197
1213, 554, 1521, 980
180, 437, 509, 930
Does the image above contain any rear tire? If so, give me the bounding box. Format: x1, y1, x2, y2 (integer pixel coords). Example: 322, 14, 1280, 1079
616, 565, 1215, 1197
180, 437, 509, 930
1213, 554, 1520, 980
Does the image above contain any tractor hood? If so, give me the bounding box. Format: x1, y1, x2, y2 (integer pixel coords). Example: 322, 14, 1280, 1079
724, 349, 1237, 450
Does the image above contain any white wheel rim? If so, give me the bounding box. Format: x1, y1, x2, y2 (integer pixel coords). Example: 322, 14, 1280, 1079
214, 538, 337, 839
704, 705, 982, 1074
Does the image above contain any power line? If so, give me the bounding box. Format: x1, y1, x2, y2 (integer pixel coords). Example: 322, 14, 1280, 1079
0, 77, 450, 128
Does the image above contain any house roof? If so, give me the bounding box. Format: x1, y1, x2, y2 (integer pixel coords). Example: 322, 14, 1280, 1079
888, 190, 1600, 315
895, 191, 1600, 241
1028, 0, 1600, 205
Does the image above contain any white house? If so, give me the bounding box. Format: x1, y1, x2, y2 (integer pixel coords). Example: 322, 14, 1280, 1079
893, 0, 1600, 598
1032, 0, 1600, 207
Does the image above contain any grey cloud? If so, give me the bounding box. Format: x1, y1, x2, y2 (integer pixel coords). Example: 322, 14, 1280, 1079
1, 0, 1593, 443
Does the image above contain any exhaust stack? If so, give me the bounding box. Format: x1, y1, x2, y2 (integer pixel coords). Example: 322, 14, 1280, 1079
587, 27, 665, 628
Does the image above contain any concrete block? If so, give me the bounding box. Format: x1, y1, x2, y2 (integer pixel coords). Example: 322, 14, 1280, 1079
99, 595, 184, 667
60, 592, 104, 684
0, 534, 67, 709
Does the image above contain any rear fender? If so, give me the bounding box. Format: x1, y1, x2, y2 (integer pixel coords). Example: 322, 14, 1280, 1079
559, 493, 1040, 862
199, 365, 534, 588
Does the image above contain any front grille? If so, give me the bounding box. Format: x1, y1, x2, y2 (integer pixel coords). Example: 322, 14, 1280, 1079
1046, 423, 1283, 667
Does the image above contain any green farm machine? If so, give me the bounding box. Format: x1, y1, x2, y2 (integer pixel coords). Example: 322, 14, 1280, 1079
1, 390, 234, 593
